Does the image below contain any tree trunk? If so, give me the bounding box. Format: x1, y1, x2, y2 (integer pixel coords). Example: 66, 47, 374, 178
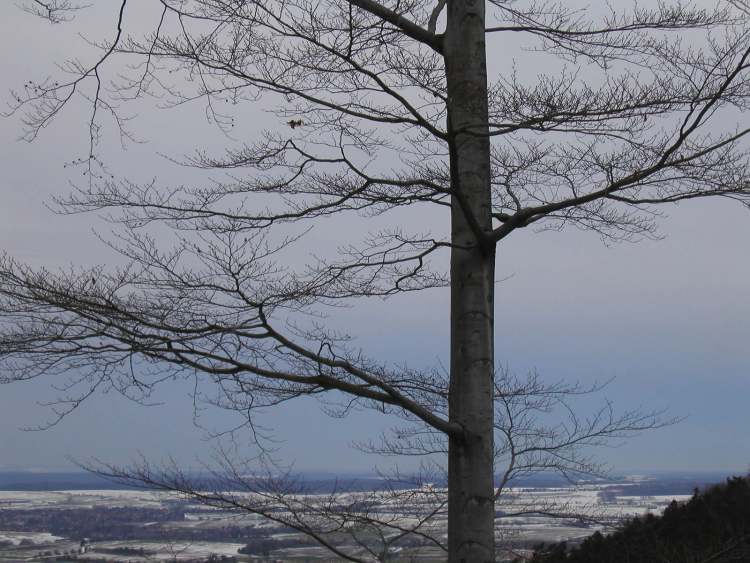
445, 1, 495, 561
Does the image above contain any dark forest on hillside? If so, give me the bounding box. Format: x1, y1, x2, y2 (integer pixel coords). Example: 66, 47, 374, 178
528, 475, 750, 563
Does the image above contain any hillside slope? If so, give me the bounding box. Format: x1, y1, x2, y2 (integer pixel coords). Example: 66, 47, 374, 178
527, 475, 750, 563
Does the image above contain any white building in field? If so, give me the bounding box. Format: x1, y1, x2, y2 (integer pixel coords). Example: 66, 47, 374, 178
79, 538, 90, 554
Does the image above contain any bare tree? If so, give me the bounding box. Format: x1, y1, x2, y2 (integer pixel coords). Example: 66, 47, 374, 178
16, 0, 86, 23
3, 1, 750, 560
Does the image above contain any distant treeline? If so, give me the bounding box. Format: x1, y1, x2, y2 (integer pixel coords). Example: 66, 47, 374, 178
0, 505, 286, 543
0, 469, 732, 493
0, 472, 137, 491
527, 475, 750, 563
0, 471, 407, 493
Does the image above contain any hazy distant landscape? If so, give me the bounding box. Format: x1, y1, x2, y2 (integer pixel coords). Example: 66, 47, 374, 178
0, 470, 730, 562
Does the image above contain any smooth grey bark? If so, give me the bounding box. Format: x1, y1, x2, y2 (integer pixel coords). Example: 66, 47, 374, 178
445, 0, 496, 561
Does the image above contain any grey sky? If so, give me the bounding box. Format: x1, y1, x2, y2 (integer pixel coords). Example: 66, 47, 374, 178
0, 2, 749, 475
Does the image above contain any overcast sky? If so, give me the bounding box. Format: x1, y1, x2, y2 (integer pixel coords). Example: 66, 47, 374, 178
0, 2, 749, 476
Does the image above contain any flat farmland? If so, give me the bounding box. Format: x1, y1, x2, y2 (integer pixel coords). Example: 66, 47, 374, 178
0, 473, 714, 562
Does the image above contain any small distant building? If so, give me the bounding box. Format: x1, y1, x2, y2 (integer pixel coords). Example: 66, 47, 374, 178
79, 538, 90, 554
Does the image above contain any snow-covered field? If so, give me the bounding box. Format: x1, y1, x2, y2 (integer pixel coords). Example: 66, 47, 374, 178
74, 540, 247, 561
0, 489, 178, 510
0, 531, 63, 545
0, 481, 697, 561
